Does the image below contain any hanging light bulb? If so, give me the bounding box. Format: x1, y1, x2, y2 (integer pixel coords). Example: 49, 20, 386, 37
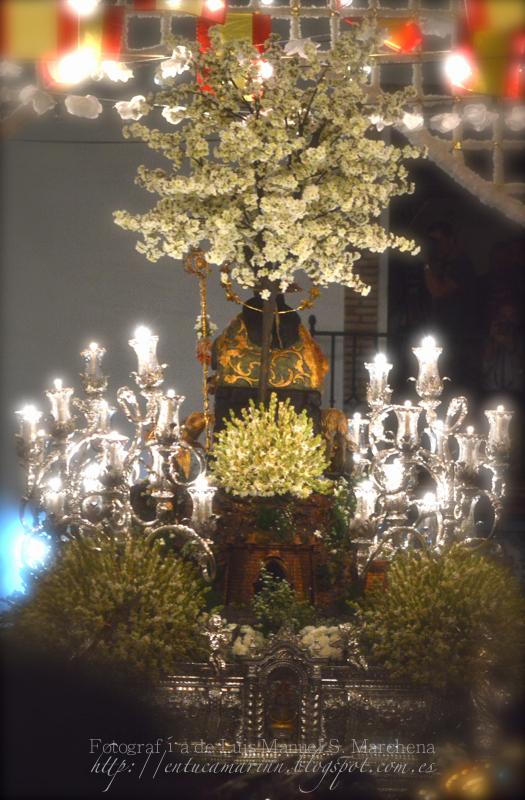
257, 60, 274, 80
260, 0, 275, 5
205, 0, 225, 12
443, 51, 474, 90
48, 47, 99, 86
66, 0, 101, 17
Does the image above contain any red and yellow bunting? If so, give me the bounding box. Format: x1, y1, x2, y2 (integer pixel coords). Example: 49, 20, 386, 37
1, 0, 124, 60
464, 0, 525, 97
197, 12, 272, 53
132, 0, 227, 25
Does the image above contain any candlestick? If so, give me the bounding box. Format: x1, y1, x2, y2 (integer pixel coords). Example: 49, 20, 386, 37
80, 341, 107, 394
148, 445, 166, 491
347, 412, 369, 451
394, 401, 421, 448
412, 335, 443, 400
365, 352, 392, 407
129, 325, 164, 387
484, 405, 513, 455
102, 431, 128, 477
156, 389, 184, 439
456, 425, 482, 469
355, 479, 377, 518
46, 379, 74, 425
82, 341, 105, 378
383, 459, 404, 492
89, 398, 112, 433
13, 327, 214, 583
83, 462, 103, 494
428, 419, 446, 459
16, 405, 42, 445
188, 473, 216, 526
420, 491, 438, 513
45, 476, 65, 516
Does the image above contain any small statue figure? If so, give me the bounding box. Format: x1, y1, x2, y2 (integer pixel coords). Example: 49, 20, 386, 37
204, 613, 231, 674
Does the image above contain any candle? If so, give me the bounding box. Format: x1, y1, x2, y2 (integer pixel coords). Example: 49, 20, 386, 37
16, 405, 42, 444
91, 399, 112, 433
129, 325, 159, 379
156, 389, 183, 439
46, 379, 74, 425
420, 491, 437, 513
394, 401, 421, 448
45, 476, 65, 516
484, 405, 513, 452
430, 419, 446, 458
456, 425, 482, 468
383, 459, 404, 492
355, 479, 376, 518
102, 431, 128, 474
81, 341, 106, 381
412, 335, 443, 400
149, 445, 168, 491
347, 412, 368, 450
83, 462, 102, 493
365, 352, 392, 406
188, 473, 216, 526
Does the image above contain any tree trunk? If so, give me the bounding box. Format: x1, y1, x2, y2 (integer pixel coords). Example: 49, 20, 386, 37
258, 281, 279, 405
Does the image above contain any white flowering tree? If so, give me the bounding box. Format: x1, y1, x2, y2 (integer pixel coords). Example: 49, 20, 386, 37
114, 27, 420, 401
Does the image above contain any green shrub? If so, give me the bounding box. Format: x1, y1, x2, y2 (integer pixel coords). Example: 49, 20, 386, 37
251, 567, 318, 636
7, 531, 209, 682
360, 545, 525, 690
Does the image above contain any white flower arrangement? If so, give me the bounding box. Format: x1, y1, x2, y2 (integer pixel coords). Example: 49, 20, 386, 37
231, 625, 265, 657
299, 625, 344, 661
210, 394, 330, 499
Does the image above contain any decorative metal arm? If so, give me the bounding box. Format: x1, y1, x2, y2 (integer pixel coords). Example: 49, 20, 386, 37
15, 327, 217, 581
348, 337, 511, 569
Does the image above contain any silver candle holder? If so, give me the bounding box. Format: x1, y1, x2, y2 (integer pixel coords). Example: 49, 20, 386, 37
15, 325, 216, 582
347, 335, 512, 581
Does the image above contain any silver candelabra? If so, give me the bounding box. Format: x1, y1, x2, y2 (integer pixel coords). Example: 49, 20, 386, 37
347, 336, 513, 576
16, 326, 217, 580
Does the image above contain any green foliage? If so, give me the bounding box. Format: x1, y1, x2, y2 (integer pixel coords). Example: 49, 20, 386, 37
312, 477, 357, 608
7, 531, 209, 682
114, 27, 420, 297
325, 476, 356, 552
255, 504, 295, 543
210, 393, 330, 498
359, 546, 525, 691
251, 567, 318, 636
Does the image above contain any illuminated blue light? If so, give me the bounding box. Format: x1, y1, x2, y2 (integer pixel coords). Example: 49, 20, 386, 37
0, 503, 50, 598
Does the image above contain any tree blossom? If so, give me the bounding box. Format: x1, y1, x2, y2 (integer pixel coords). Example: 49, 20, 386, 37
115, 27, 420, 297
